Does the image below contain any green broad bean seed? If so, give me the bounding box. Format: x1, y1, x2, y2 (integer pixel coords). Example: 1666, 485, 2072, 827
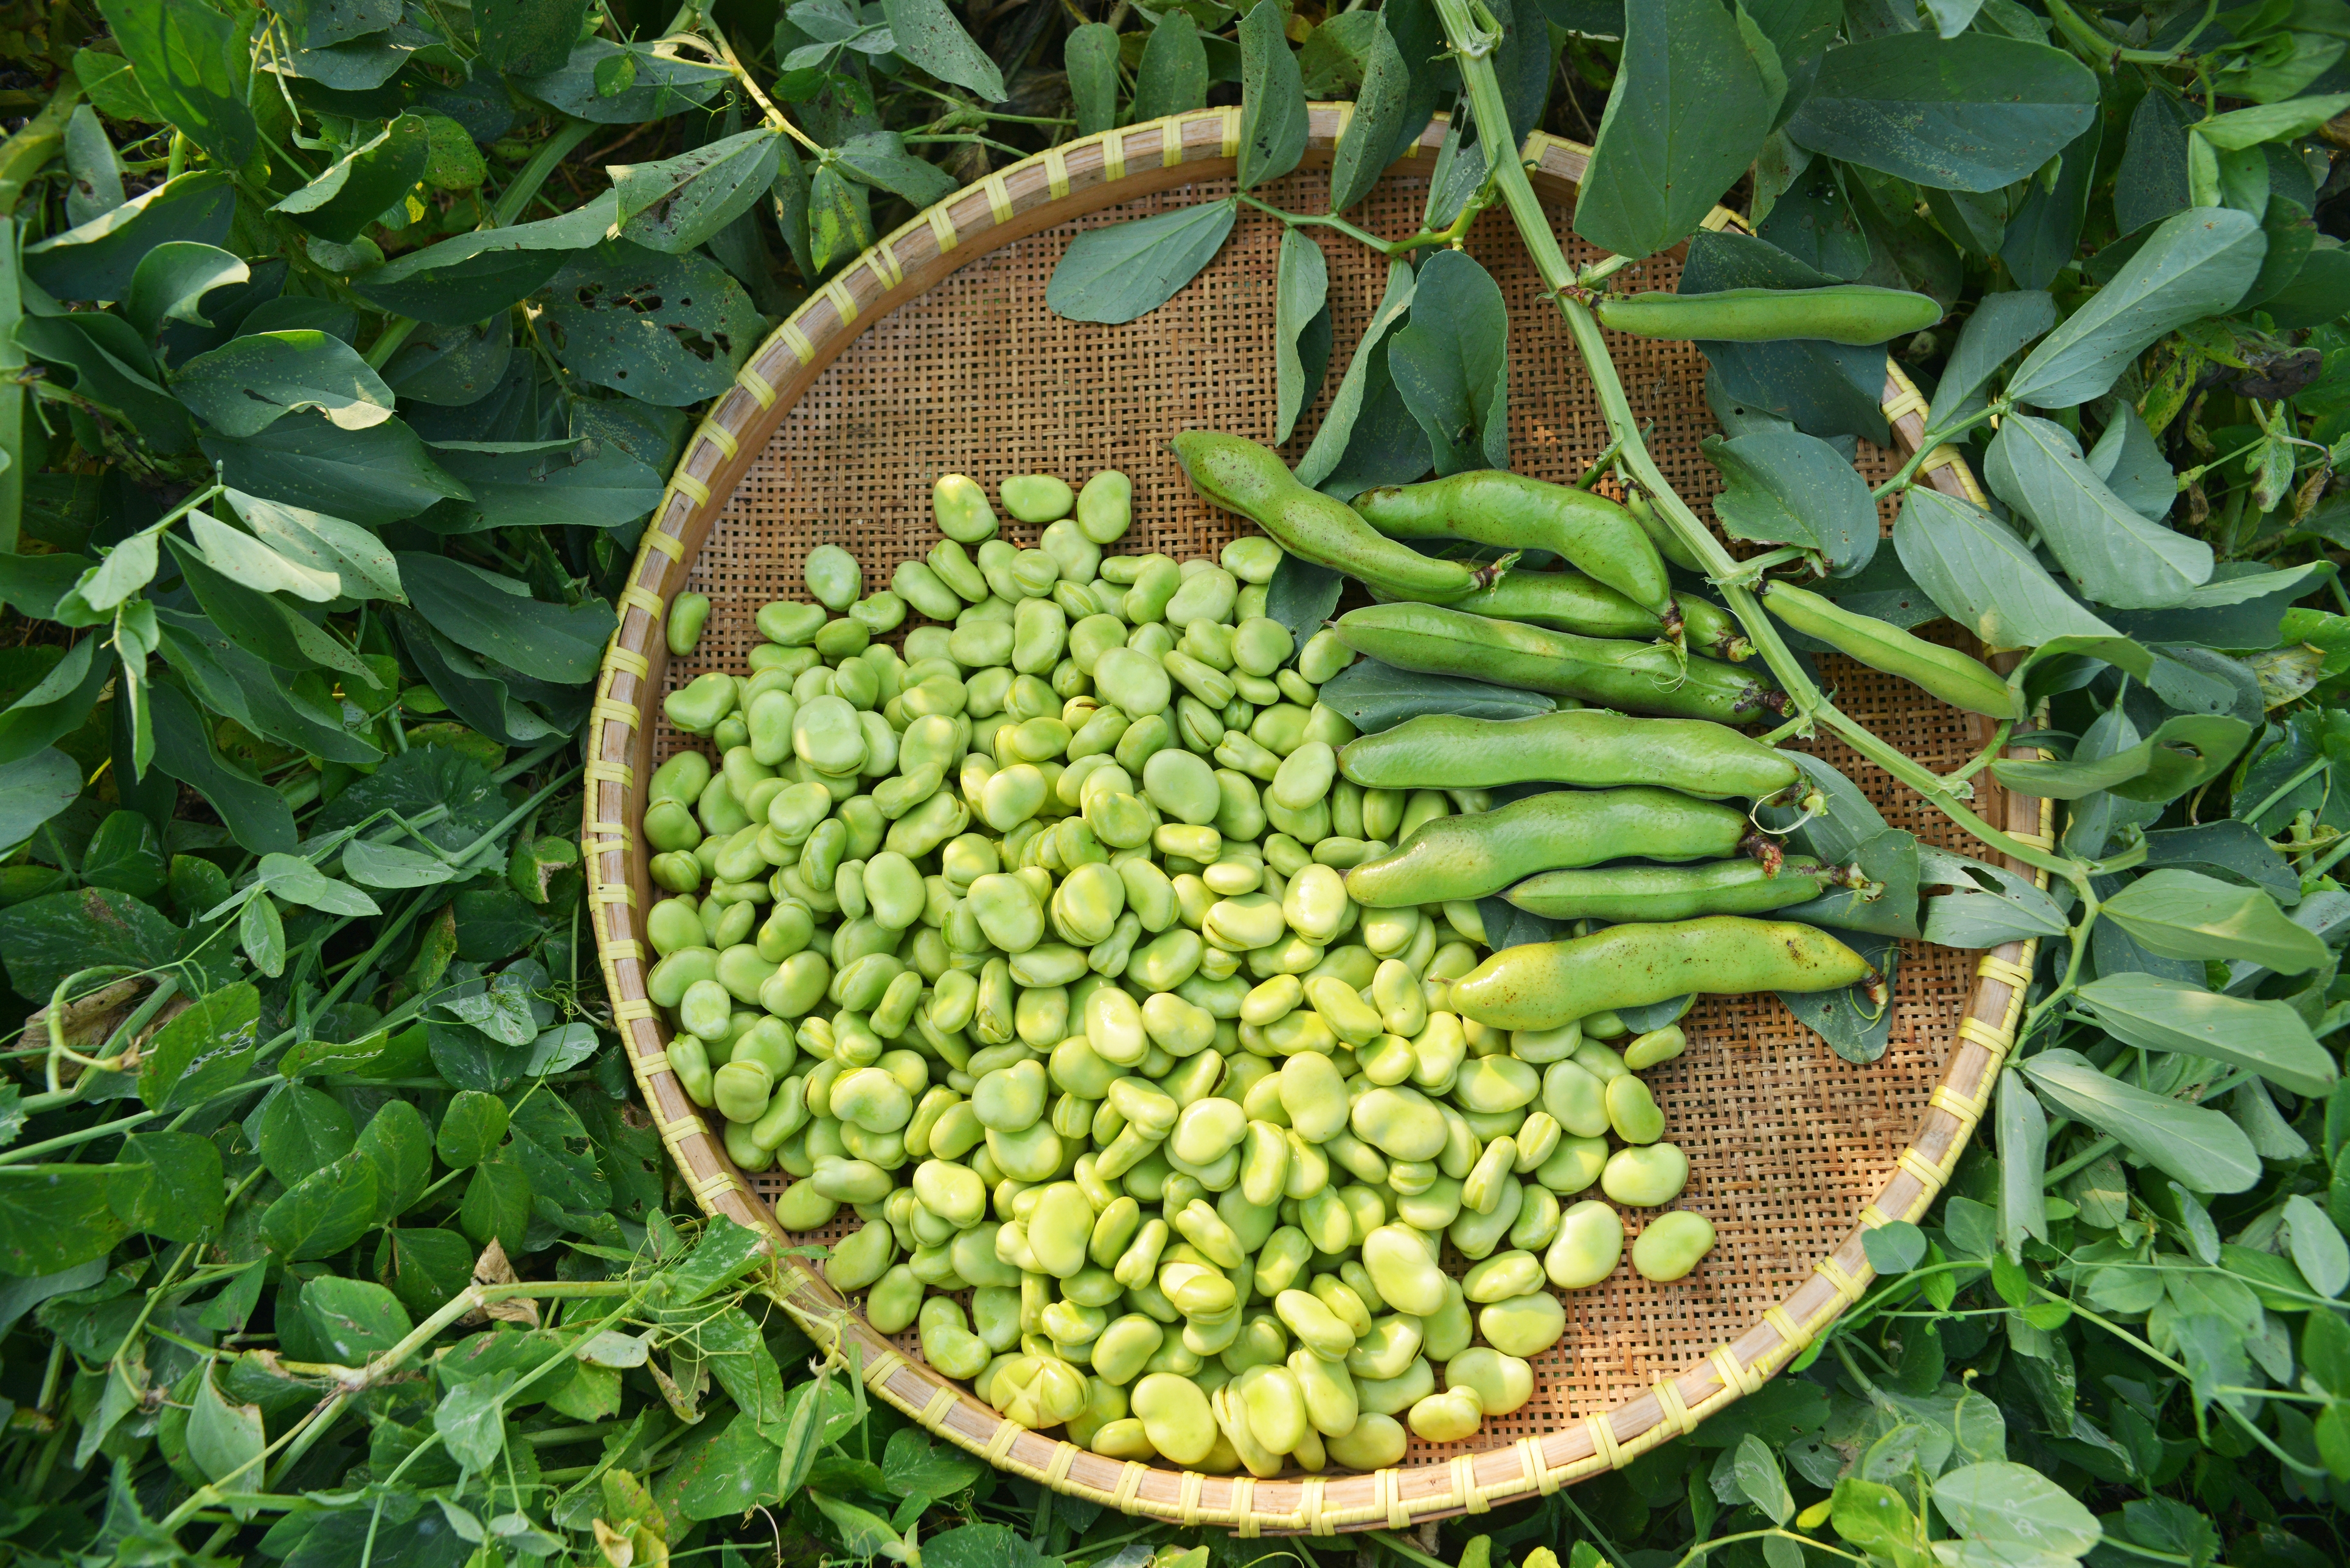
894, 560, 963, 620
1573, 1039, 1628, 1081
1461, 1248, 1545, 1304
1077, 472, 1132, 544
1606, 1073, 1666, 1143
1623, 1023, 1687, 1069
1131, 1372, 1216, 1465
1362, 1224, 1448, 1315
1296, 629, 1354, 684
666, 592, 711, 656
920, 1297, 993, 1378
867, 1264, 923, 1334
773, 1182, 840, 1231
1510, 1185, 1563, 1251
1602, 1143, 1689, 1208
1408, 1383, 1485, 1442
1009, 551, 1061, 598
664, 671, 737, 735
1326, 1412, 1405, 1469
1221, 536, 1284, 585
826, 1219, 897, 1291
850, 592, 906, 634
756, 600, 827, 647
1446, 1347, 1533, 1417
804, 544, 861, 609
934, 474, 1001, 541
1478, 1290, 1566, 1358
650, 750, 711, 807
1094, 647, 1172, 717
1357, 1357, 1435, 1418
1631, 1210, 1717, 1282
1000, 474, 1074, 524
1542, 1060, 1611, 1139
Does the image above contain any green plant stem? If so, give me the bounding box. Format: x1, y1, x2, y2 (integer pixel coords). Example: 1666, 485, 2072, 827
1667, 1528, 1872, 1568
1869, 403, 2004, 501
1432, 0, 2082, 887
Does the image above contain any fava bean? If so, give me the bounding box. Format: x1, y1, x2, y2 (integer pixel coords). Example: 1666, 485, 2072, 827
1453, 918, 1878, 1031
1631, 1210, 1717, 1282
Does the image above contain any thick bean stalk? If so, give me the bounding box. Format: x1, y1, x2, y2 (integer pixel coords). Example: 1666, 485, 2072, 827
1428, 0, 2081, 890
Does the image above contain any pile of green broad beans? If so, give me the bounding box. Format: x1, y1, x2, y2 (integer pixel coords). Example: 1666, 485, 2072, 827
636, 443, 1889, 1476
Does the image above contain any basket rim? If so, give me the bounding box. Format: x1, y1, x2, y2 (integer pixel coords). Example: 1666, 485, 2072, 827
577, 103, 2049, 1535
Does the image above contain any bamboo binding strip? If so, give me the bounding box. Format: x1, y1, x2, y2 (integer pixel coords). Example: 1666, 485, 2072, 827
582, 105, 2048, 1533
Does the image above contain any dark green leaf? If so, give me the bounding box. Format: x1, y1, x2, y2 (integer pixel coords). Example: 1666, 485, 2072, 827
1992, 713, 2248, 802
0, 749, 82, 856
881, 1426, 984, 1500
438, 1090, 510, 1168
516, 41, 730, 123
1931, 1462, 2102, 1556
1785, 33, 2096, 192
2022, 1049, 2260, 1193
397, 554, 614, 685
1893, 486, 2116, 651
1237, 0, 1309, 190
272, 116, 431, 244
420, 439, 664, 533
203, 413, 470, 529
113, 1130, 223, 1243
1273, 229, 1330, 445
23, 168, 233, 305
882, 0, 1006, 99
475, 0, 591, 76
1315, 657, 1556, 730
537, 241, 763, 406
93, 0, 255, 168
0, 639, 110, 769
1574, 0, 1781, 258
2075, 974, 2337, 1097
1328, 15, 1408, 215
187, 1361, 266, 1490
1924, 289, 2054, 429
832, 131, 958, 207
223, 490, 404, 602
1066, 23, 1120, 136
1705, 429, 1877, 575
354, 193, 620, 325
258, 1084, 356, 1188
356, 1100, 434, 1222
1046, 198, 1238, 325
1985, 414, 2212, 608
1264, 552, 1344, 657
174, 330, 398, 439
1388, 248, 1510, 476
123, 241, 248, 339
145, 682, 297, 853
616, 129, 785, 253
435, 1371, 513, 1472
260, 1151, 381, 1260
1296, 257, 1416, 487
2001, 122, 2098, 291
1861, 1219, 1927, 1273
459, 1156, 532, 1255
136, 982, 260, 1112
299, 1275, 413, 1362
1133, 10, 1210, 122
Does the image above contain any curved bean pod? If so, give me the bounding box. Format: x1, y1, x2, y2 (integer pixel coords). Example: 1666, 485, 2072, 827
1333, 603, 1783, 725
1594, 285, 1942, 346
1169, 431, 1501, 602
1378, 571, 1750, 660
1352, 471, 1671, 616
1504, 855, 1882, 923
1343, 787, 1754, 908
1763, 581, 2021, 719
1449, 917, 1881, 1031
1338, 710, 1801, 799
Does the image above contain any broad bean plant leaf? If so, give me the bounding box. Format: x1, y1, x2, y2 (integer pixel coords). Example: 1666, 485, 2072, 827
1387, 249, 1510, 476
1984, 414, 2213, 609
1327, 14, 1409, 215
1924, 288, 2054, 429
1784, 32, 2098, 191
613, 130, 785, 254
1703, 429, 1877, 575
2020, 1050, 2262, 1195
882, 0, 1007, 102
1295, 258, 1417, 489
1273, 228, 1329, 445
1132, 10, 1211, 122
172, 331, 398, 439
1893, 487, 2117, 651
2073, 973, 2338, 1097
1574, 0, 1781, 259
1237, 0, 1309, 190
2005, 206, 2268, 408
1047, 199, 1239, 324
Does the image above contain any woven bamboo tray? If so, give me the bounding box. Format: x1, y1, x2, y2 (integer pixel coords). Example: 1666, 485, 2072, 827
581, 105, 2049, 1535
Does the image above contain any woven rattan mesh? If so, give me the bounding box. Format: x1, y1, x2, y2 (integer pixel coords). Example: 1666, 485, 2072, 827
645, 163, 2004, 1463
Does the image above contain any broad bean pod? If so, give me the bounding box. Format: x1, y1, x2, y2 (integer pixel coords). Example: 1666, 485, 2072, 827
1450, 917, 1881, 1030
1333, 603, 1784, 725
1351, 471, 1670, 618
1762, 581, 2021, 719
1337, 710, 1803, 800
1344, 787, 1756, 907
1593, 284, 1941, 346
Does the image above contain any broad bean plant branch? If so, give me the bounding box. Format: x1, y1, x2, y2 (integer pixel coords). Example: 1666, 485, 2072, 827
1431, 0, 2087, 894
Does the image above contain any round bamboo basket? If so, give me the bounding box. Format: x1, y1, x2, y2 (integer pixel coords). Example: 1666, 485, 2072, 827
581, 104, 2048, 1535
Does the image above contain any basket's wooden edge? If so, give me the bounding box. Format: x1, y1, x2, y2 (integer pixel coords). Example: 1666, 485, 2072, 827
577, 115, 2050, 1532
